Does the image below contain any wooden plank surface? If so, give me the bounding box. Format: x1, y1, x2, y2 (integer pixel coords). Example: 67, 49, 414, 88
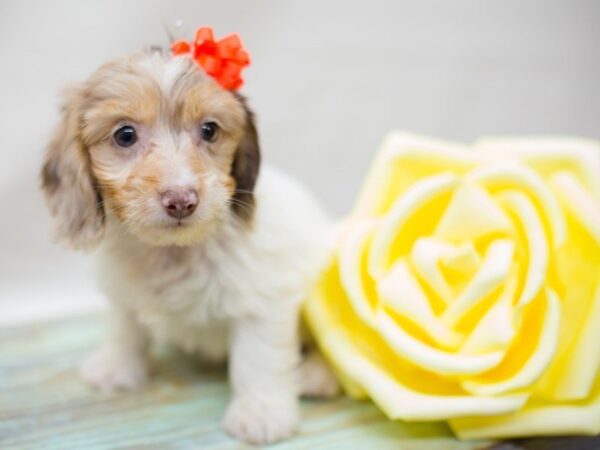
0, 315, 488, 449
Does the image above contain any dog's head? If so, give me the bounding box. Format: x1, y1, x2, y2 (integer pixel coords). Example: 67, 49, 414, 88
41, 52, 260, 249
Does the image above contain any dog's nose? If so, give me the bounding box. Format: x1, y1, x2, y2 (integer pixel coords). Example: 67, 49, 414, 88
161, 189, 198, 220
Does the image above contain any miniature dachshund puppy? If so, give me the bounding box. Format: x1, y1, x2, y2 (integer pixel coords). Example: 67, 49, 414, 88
41, 51, 339, 445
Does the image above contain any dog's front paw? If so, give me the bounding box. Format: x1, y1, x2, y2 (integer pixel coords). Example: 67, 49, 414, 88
221, 394, 299, 444
80, 345, 148, 392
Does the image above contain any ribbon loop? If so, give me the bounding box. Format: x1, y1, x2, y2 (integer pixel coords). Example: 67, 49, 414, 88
171, 26, 250, 90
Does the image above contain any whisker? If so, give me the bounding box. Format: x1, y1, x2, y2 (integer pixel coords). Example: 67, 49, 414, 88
233, 188, 254, 195
227, 197, 254, 215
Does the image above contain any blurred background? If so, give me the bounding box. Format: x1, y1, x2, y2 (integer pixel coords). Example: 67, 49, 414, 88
0, 0, 598, 324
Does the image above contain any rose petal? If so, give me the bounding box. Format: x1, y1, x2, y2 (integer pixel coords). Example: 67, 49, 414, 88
378, 259, 462, 348
451, 372, 600, 439
467, 162, 566, 248
500, 192, 549, 307
340, 339, 527, 421
338, 220, 377, 327
368, 173, 458, 279
376, 309, 505, 375
460, 270, 518, 355
434, 182, 513, 243
476, 137, 600, 203
442, 239, 515, 327
462, 289, 560, 396
353, 132, 477, 218
307, 295, 528, 420
441, 242, 481, 276
537, 283, 600, 400
305, 260, 529, 419
551, 172, 600, 247
410, 238, 456, 304
532, 176, 600, 400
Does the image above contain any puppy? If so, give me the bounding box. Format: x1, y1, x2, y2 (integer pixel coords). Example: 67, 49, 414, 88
41, 51, 339, 444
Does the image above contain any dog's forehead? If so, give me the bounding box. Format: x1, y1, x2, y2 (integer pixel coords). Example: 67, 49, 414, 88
88, 53, 210, 104
136, 53, 207, 94
81, 52, 246, 140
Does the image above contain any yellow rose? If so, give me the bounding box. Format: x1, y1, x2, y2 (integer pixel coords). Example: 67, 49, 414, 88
305, 132, 600, 439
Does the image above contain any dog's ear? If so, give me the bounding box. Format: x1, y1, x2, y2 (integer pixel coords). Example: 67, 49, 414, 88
231, 94, 261, 222
41, 87, 105, 251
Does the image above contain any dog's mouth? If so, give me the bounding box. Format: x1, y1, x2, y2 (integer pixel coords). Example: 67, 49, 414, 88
162, 218, 194, 229
159, 213, 213, 232
124, 211, 219, 247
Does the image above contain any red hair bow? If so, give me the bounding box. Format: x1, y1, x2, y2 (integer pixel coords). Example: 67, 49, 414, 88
171, 27, 250, 90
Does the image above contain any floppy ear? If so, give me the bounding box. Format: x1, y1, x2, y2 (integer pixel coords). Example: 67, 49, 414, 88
41, 88, 105, 251
231, 94, 261, 222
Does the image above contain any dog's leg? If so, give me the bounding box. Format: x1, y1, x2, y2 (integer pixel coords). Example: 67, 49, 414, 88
299, 348, 340, 398
222, 310, 300, 445
80, 305, 150, 392
298, 318, 341, 398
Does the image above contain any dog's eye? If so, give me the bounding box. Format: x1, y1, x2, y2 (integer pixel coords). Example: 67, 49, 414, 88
200, 122, 219, 143
113, 126, 137, 147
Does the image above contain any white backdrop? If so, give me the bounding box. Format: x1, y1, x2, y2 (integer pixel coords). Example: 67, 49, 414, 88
0, 0, 598, 324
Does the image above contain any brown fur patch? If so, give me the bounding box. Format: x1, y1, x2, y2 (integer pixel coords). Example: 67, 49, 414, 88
41, 88, 105, 250
230, 94, 261, 222
80, 62, 162, 146
177, 83, 246, 134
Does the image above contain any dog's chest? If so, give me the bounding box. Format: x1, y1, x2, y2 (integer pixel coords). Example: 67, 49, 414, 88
118, 246, 237, 356
121, 244, 246, 326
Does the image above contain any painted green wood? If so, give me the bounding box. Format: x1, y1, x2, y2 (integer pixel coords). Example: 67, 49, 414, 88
0, 315, 489, 449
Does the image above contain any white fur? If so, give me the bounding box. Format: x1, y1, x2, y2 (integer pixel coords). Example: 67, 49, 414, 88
81, 165, 338, 444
